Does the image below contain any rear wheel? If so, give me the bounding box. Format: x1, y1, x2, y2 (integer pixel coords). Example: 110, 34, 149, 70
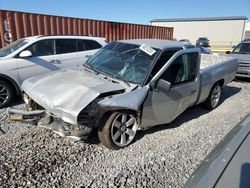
0, 80, 15, 108
98, 112, 138, 150
203, 83, 221, 110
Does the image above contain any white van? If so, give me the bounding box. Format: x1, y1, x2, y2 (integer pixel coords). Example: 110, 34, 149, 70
0, 35, 106, 107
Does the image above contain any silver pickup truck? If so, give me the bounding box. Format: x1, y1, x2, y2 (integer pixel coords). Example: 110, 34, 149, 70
8, 39, 238, 150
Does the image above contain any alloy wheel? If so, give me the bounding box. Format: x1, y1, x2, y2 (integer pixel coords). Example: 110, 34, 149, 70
0, 84, 9, 106
111, 113, 138, 147
211, 85, 221, 108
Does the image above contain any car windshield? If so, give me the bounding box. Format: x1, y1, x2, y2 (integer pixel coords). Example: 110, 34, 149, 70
232, 43, 250, 54
0, 39, 29, 57
85, 41, 159, 84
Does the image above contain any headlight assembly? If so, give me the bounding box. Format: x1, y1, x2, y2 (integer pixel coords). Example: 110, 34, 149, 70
23, 93, 30, 105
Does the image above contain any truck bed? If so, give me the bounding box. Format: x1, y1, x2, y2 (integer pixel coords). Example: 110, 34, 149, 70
197, 54, 238, 104
200, 54, 233, 70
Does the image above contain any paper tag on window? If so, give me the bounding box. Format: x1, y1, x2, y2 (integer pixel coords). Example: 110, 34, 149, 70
139, 44, 156, 56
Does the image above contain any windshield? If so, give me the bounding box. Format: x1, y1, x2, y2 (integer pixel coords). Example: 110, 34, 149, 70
85, 42, 159, 84
0, 39, 29, 57
232, 43, 250, 54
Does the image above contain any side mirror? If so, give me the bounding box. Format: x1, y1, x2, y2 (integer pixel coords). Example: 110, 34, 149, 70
232, 45, 236, 49
226, 51, 231, 54
19, 50, 32, 58
151, 79, 171, 92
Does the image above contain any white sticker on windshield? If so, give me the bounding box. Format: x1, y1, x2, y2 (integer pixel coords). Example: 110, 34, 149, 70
139, 44, 156, 56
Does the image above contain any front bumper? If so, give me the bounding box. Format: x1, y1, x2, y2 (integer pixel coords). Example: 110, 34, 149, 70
236, 69, 250, 78
8, 108, 45, 123
7, 108, 93, 140
236, 62, 250, 78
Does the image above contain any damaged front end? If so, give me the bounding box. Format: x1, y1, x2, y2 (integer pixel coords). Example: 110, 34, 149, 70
8, 85, 149, 141
8, 94, 99, 140
8, 107, 92, 140
38, 115, 93, 140
7, 89, 128, 140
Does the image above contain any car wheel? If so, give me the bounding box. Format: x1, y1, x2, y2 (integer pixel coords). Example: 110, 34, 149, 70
98, 112, 138, 150
0, 80, 14, 108
204, 83, 221, 110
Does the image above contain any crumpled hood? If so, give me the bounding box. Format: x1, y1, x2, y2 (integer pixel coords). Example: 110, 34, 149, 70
22, 68, 125, 124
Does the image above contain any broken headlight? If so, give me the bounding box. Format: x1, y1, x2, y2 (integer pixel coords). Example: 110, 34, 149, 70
23, 93, 30, 105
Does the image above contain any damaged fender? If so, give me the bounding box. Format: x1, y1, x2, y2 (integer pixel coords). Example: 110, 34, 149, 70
98, 86, 149, 111
21, 69, 126, 125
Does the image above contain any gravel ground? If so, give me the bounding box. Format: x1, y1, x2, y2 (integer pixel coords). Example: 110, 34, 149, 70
0, 80, 249, 188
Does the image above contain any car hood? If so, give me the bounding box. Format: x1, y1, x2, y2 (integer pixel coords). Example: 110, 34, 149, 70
22, 68, 126, 124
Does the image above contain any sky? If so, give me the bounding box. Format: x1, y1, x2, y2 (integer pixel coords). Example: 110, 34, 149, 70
0, 0, 249, 24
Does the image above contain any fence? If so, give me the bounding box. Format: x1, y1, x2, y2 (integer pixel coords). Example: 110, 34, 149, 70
0, 10, 173, 48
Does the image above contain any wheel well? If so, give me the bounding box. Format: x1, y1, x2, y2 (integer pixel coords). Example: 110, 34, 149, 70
100, 109, 139, 125
0, 75, 20, 95
215, 79, 224, 87
102, 109, 138, 119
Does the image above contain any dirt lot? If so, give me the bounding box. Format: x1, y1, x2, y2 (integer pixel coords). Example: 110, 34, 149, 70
0, 79, 249, 188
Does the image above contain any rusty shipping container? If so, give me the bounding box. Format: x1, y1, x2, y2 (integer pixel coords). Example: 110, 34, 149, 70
0, 10, 173, 48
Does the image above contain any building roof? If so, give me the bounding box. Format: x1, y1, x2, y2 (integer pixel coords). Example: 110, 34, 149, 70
118, 39, 185, 49
150, 16, 248, 23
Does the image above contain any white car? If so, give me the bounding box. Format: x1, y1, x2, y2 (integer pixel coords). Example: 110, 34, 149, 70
0, 35, 106, 108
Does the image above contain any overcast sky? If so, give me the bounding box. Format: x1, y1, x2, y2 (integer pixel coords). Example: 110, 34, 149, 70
1, 0, 249, 24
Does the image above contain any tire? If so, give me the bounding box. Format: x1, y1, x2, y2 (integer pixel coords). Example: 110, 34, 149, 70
0, 80, 15, 108
98, 112, 138, 150
203, 83, 222, 110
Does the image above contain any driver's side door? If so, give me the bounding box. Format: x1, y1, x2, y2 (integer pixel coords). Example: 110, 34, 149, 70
141, 49, 200, 129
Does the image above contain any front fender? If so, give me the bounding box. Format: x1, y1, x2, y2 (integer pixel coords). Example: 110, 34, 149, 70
98, 86, 149, 111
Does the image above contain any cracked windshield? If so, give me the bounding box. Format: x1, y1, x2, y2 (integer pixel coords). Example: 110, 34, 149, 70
86, 42, 159, 84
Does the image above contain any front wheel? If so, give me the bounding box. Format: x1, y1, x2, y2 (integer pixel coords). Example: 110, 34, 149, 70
0, 80, 15, 108
203, 83, 221, 110
98, 112, 138, 150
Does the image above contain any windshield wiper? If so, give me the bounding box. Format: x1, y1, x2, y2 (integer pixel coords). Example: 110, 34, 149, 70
122, 80, 131, 87
111, 74, 131, 87
83, 63, 99, 75
97, 71, 131, 87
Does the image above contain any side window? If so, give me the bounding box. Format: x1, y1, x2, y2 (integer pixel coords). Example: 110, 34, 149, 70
55, 39, 77, 54
151, 49, 180, 77
77, 40, 85, 51
27, 40, 54, 56
231, 43, 250, 53
160, 52, 198, 85
83, 40, 102, 51
239, 43, 250, 53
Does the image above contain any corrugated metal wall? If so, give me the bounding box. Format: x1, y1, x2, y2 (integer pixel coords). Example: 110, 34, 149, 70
0, 10, 173, 48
